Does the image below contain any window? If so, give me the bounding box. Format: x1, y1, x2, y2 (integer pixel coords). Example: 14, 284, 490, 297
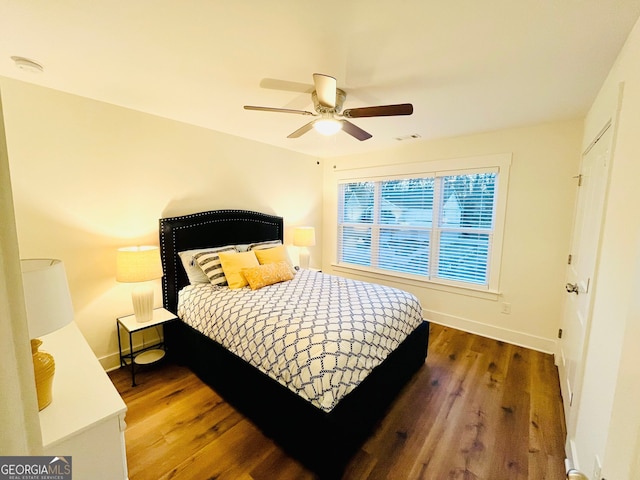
336, 158, 508, 291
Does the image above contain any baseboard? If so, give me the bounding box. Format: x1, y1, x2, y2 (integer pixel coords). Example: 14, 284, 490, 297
99, 333, 163, 372
423, 308, 557, 354
101, 352, 123, 372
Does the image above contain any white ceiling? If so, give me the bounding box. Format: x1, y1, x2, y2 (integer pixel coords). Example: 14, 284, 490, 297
1, 0, 639, 158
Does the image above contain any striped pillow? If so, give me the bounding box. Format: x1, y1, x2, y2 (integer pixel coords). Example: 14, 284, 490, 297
247, 240, 282, 251
178, 248, 219, 284
193, 246, 237, 286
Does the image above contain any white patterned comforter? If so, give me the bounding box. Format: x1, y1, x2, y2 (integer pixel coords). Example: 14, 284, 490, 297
177, 269, 424, 412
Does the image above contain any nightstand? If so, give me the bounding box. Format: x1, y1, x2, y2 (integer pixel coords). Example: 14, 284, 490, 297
117, 307, 177, 386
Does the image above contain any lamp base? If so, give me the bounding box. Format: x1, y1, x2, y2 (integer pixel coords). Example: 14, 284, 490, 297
31, 338, 55, 411
299, 249, 311, 269
132, 283, 154, 323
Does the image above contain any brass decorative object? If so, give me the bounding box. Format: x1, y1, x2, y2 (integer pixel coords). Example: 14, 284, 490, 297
31, 338, 55, 410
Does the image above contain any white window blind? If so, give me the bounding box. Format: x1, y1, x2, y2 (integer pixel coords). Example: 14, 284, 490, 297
338, 170, 499, 287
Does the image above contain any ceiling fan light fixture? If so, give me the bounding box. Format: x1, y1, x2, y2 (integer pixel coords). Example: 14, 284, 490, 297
313, 118, 342, 136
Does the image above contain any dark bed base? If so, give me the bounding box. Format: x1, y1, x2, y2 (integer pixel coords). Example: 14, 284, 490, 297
159, 209, 430, 477
165, 319, 429, 477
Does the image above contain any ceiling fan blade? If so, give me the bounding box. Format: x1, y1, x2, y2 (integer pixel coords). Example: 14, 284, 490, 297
244, 105, 315, 116
287, 121, 316, 138
342, 120, 372, 141
343, 103, 413, 118
313, 73, 337, 108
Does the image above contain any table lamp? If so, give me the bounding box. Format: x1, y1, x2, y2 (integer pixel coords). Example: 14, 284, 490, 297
116, 246, 163, 323
293, 227, 316, 269
21, 259, 74, 410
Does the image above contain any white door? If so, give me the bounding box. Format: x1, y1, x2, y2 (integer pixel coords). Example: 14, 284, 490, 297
558, 122, 612, 460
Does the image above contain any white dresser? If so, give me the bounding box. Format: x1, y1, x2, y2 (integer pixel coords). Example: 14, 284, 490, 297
39, 322, 128, 480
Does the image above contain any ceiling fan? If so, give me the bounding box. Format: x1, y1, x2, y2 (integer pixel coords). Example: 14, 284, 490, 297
244, 73, 413, 141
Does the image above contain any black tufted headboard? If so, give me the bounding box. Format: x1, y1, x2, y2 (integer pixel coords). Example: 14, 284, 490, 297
159, 209, 284, 314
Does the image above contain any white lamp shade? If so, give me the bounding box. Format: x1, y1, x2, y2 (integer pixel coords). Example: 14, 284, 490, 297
116, 246, 163, 283
21, 259, 74, 339
293, 227, 316, 247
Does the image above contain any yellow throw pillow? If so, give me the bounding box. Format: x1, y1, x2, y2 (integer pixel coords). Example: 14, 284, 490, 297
242, 262, 295, 290
254, 245, 295, 273
218, 250, 259, 289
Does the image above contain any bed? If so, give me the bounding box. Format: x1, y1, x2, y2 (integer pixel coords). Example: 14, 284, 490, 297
159, 209, 429, 477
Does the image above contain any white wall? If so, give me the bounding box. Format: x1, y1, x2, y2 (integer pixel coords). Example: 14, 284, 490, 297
1, 77, 323, 369
571, 15, 640, 479
322, 120, 583, 352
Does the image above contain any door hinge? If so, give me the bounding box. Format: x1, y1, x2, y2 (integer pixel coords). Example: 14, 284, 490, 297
573, 174, 583, 186
558, 328, 563, 339
568, 254, 572, 265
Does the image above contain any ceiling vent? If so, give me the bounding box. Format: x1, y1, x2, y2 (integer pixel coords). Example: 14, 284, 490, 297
395, 133, 421, 141
11, 56, 44, 73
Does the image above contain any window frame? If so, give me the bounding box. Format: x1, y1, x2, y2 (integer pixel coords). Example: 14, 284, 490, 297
333, 154, 511, 294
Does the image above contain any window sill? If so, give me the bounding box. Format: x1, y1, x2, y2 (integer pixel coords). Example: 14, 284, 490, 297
330, 263, 501, 301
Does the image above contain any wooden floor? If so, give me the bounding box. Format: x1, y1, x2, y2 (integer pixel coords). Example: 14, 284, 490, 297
109, 323, 567, 480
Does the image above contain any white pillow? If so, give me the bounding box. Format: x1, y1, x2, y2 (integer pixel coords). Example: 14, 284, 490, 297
178, 249, 211, 284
